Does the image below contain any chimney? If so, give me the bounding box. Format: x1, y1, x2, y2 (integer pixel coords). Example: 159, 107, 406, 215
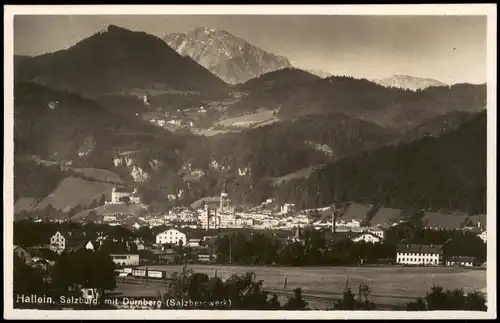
206, 208, 210, 232
332, 207, 337, 234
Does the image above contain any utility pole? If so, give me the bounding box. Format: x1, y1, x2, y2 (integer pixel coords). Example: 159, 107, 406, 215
229, 237, 232, 264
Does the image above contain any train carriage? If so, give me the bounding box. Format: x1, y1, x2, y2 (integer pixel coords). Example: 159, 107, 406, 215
147, 270, 166, 279
132, 269, 147, 278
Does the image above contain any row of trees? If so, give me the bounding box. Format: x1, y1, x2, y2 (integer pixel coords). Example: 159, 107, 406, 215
213, 226, 486, 266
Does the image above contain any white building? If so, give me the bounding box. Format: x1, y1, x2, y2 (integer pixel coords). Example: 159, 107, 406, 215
156, 228, 187, 246
352, 232, 382, 244
396, 244, 443, 266
446, 256, 475, 267
49, 231, 93, 254
344, 219, 361, 228
199, 209, 221, 229
368, 228, 385, 239
281, 203, 295, 214
110, 253, 140, 267
110, 186, 140, 204
187, 238, 202, 248
49, 231, 67, 253
477, 231, 487, 243
85, 241, 95, 251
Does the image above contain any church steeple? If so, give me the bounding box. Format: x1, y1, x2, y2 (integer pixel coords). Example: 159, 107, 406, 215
294, 226, 301, 240
220, 181, 230, 212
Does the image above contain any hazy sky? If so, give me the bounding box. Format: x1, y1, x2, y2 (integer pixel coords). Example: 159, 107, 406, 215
14, 15, 487, 84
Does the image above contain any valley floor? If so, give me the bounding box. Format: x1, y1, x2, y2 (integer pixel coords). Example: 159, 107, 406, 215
113, 265, 486, 308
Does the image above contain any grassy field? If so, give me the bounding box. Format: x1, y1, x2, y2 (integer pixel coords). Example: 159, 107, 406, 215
35, 177, 113, 212
217, 110, 278, 128
121, 265, 486, 307
14, 197, 38, 214
192, 129, 231, 137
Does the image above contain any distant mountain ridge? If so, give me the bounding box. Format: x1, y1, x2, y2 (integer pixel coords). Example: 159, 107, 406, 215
164, 27, 292, 84
229, 71, 486, 131
303, 69, 334, 78
15, 25, 227, 97
371, 74, 447, 91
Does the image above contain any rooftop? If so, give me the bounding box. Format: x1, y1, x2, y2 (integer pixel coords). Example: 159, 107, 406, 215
190, 197, 221, 209
113, 186, 135, 193
421, 212, 474, 230
370, 208, 403, 226
396, 244, 443, 255
447, 256, 476, 262
341, 203, 374, 222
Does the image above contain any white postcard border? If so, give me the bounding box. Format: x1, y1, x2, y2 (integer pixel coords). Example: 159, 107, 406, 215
3, 4, 497, 320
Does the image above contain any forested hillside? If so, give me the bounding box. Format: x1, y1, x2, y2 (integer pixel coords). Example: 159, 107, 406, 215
274, 111, 487, 213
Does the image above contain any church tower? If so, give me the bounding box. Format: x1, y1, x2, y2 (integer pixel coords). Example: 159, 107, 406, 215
220, 182, 230, 213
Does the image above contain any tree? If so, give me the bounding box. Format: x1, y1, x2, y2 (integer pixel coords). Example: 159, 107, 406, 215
282, 288, 309, 310
406, 297, 427, 311
406, 285, 487, 311
51, 249, 116, 303
13, 255, 48, 298
162, 271, 281, 310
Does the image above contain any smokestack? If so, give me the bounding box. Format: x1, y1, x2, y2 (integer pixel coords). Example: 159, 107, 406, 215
206, 208, 210, 231
332, 206, 337, 233
214, 209, 218, 230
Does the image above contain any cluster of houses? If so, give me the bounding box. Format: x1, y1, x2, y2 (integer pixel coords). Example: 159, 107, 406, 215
309, 203, 487, 244
76, 187, 487, 253
140, 105, 210, 130
18, 185, 485, 270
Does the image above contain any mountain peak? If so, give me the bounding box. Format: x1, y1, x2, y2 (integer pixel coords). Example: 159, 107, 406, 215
106, 24, 132, 33
193, 26, 217, 34
16, 26, 227, 96
371, 75, 447, 91
164, 27, 292, 84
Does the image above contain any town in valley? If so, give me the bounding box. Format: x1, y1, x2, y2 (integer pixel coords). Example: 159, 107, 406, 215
10, 11, 491, 312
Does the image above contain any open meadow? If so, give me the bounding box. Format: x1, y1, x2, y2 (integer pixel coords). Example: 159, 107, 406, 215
217, 110, 278, 128
113, 265, 487, 307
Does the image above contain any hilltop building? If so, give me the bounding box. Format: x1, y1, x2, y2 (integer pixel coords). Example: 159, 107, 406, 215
110, 186, 141, 204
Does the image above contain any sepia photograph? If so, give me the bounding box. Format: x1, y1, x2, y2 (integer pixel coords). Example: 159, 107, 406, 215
3, 4, 497, 320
